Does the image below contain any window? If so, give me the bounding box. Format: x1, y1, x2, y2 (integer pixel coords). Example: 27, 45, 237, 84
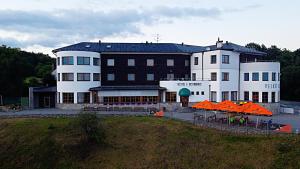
210, 91, 217, 102
278, 73, 280, 81
128, 74, 135, 81
107, 74, 115, 81
57, 73, 60, 81
194, 57, 198, 65
147, 74, 154, 81
93, 58, 100, 66
211, 55, 217, 64
142, 96, 158, 103
128, 59, 135, 66
211, 72, 217, 81
231, 91, 237, 101
57, 92, 60, 103
244, 73, 249, 81
252, 72, 259, 81
222, 55, 229, 64
107, 59, 114, 66
201, 91, 204, 95
77, 56, 90, 65
63, 93, 74, 104
191, 91, 195, 95
262, 92, 268, 103
262, 72, 269, 81
222, 91, 229, 101
62, 73, 74, 81
252, 92, 259, 103
196, 91, 199, 95
185, 74, 189, 80
272, 72, 276, 81
77, 73, 90, 81
222, 72, 229, 81
147, 59, 154, 66
185, 59, 190, 66
272, 92, 276, 103
104, 97, 119, 104
77, 92, 90, 104
62, 56, 74, 65
192, 73, 196, 81
93, 73, 100, 81
244, 91, 249, 101
57, 57, 60, 66
167, 73, 174, 80
166, 92, 177, 102
167, 59, 174, 66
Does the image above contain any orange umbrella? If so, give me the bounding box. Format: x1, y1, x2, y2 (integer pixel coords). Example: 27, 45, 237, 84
192, 100, 216, 110
191, 101, 203, 108
240, 102, 272, 116
215, 100, 243, 113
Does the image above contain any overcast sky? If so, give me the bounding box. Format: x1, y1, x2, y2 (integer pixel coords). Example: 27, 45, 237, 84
0, 0, 299, 56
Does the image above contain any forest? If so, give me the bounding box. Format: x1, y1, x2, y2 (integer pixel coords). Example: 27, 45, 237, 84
0, 43, 299, 101
0, 45, 55, 97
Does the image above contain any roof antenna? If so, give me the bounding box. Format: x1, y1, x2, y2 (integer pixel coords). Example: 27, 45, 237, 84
155, 34, 160, 43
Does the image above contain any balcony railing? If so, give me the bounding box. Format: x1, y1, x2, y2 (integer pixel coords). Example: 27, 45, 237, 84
241, 59, 279, 63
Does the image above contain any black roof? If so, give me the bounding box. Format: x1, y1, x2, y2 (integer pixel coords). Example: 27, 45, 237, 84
53, 42, 204, 54
204, 42, 266, 56
53, 41, 266, 56
89, 85, 166, 91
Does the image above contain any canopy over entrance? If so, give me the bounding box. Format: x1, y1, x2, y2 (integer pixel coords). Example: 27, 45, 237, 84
178, 88, 191, 97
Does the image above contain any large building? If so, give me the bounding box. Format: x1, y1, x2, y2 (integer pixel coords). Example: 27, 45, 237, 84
52, 39, 280, 112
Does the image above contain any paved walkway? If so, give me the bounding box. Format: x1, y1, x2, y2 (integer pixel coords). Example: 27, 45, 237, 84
0, 108, 148, 117
1, 108, 299, 133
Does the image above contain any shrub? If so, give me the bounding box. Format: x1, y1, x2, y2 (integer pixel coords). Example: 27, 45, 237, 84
77, 112, 105, 144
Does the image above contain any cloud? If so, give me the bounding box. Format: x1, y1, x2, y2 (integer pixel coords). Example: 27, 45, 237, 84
0, 4, 258, 49
0, 6, 223, 48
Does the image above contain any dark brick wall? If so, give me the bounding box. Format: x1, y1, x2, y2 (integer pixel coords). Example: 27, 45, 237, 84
101, 53, 191, 86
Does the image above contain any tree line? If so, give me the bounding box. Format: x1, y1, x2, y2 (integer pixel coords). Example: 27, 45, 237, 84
0, 45, 56, 97
0, 44, 299, 101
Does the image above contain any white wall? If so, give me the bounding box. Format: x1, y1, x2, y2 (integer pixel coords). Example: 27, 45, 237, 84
191, 50, 240, 102
56, 51, 101, 103
160, 80, 210, 102
240, 62, 280, 102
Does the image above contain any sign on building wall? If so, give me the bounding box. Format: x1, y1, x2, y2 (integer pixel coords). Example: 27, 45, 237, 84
176, 82, 202, 87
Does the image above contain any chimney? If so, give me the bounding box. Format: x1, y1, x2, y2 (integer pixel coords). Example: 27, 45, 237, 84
99, 40, 101, 44
216, 37, 223, 48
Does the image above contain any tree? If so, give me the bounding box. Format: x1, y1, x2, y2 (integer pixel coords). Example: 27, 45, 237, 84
0, 45, 55, 97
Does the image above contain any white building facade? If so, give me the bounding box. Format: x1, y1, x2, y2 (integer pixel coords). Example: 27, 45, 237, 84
53, 40, 280, 112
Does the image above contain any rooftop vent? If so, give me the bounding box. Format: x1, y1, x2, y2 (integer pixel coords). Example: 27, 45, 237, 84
206, 47, 211, 51
85, 44, 91, 48
216, 37, 223, 48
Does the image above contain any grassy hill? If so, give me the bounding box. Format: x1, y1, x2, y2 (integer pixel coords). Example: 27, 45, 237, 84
0, 116, 299, 169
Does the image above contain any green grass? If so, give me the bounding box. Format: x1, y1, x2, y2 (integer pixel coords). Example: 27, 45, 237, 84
0, 116, 299, 169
